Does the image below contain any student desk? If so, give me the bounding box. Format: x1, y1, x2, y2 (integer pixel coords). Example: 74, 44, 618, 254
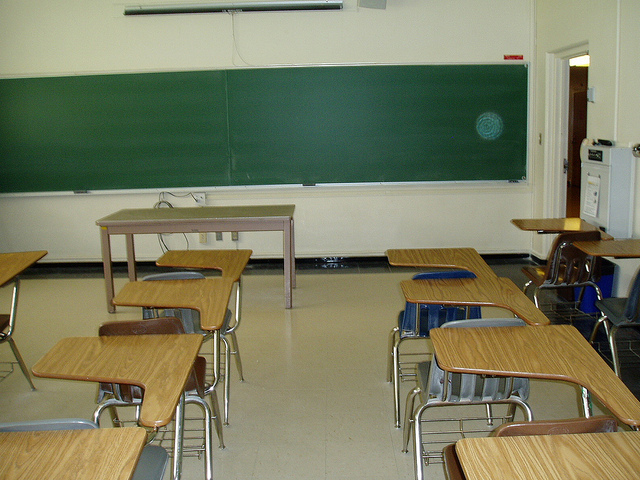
156, 249, 253, 280
455, 430, 640, 480
400, 276, 550, 326
574, 238, 640, 258
96, 205, 295, 311
511, 217, 603, 234
0, 251, 48, 287
430, 324, 640, 428
386, 247, 497, 278
32, 334, 203, 480
0, 250, 48, 389
0, 427, 147, 480
156, 249, 252, 326
112, 277, 234, 390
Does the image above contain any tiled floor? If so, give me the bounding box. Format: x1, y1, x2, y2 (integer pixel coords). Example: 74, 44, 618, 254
0, 257, 636, 479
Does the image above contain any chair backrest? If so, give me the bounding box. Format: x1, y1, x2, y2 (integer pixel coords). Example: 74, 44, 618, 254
491, 415, 618, 437
543, 230, 602, 286
623, 267, 640, 323
401, 270, 480, 337
429, 318, 529, 402
0, 418, 98, 432
98, 317, 205, 399
141, 271, 206, 334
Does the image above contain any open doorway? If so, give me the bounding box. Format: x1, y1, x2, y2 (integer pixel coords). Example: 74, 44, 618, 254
565, 55, 589, 216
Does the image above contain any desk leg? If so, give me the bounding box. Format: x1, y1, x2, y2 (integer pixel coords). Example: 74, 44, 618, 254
284, 218, 294, 308
100, 227, 116, 313
125, 233, 137, 282
290, 217, 296, 289
172, 392, 186, 480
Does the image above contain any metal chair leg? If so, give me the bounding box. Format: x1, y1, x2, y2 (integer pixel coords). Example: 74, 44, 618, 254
227, 331, 244, 381
7, 337, 36, 390
208, 389, 225, 449
221, 335, 231, 425
402, 386, 421, 453
392, 331, 402, 428
185, 395, 214, 480
387, 326, 399, 383
608, 325, 621, 377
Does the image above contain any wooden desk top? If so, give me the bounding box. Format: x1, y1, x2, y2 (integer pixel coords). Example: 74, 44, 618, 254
386, 248, 497, 278
112, 277, 234, 330
156, 249, 253, 281
0, 427, 147, 480
511, 217, 600, 233
32, 334, 202, 428
430, 325, 640, 427
456, 431, 640, 480
97, 205, 295, 226
574, 239, 640, 258
400, 276, 550, 326
0, 251, 47, 287
511, 217, 614, 240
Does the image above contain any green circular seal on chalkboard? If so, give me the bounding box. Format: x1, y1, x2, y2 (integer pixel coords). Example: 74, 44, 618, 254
476, 112, 504, 140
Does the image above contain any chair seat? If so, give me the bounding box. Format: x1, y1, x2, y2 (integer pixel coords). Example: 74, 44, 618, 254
133, 444, 170, 480
595, 297, 628, 325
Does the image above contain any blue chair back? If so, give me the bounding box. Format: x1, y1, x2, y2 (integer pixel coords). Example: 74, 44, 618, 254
400, 270, 481, 337
624, 267, 640, 323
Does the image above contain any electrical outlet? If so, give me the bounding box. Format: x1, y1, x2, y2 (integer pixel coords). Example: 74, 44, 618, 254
193, 192, 206, 205
231, 232, 239, 241
199, 232, 207, 244
215, 232, 223, 241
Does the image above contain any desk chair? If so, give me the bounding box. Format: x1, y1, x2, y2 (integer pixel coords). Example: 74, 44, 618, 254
94, 317, 221, 480
0, 418, 169, 480
142, 271, 242, 425
443, 416, 618, 480
522, 230, 603, 309
0, 277, 36, 390
590, 266, 640, 377
388, 270, 481, 428
402, 318, 532, 480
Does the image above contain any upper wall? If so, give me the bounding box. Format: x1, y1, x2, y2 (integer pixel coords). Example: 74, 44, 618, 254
0, 0, 532, 75
0, 0, 536, 261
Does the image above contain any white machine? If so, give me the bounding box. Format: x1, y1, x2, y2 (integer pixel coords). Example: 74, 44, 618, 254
580, 139, 636, 239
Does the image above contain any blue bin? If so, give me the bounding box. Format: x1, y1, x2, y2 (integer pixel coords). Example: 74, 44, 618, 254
576, 258, 615, 314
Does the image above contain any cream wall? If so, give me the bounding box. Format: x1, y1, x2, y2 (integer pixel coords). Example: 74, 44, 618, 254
534, 0, 640, 292
3, 0, 535, 262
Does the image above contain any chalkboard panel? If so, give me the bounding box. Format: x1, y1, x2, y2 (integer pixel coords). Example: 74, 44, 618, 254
0, 71, 230, 193
0, 64, 528, 193
228, 64, 528, 185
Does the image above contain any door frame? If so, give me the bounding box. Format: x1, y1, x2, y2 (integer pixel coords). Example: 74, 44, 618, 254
544, 43, 589, 220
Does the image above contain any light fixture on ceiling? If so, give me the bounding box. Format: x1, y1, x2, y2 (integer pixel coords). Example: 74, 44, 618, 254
124, 0, 343, 14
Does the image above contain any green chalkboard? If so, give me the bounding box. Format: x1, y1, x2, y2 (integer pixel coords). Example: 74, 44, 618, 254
0, 64, 528, 193
0, 71, 230, 192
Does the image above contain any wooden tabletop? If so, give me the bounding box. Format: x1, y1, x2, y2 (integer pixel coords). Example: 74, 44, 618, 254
0, 427, 147, 480
430, 325, 640, 427
456, 431, 640, 480
156, 249, 253, 281
511, 217, 601, 233
112, 277, 234, 330
32, 334, 202, 428
0, 251, 47, 287
97, 205, 295, 225
574, 239, 640, 258
386, 248, 497, 278
400, 276, 550, 326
